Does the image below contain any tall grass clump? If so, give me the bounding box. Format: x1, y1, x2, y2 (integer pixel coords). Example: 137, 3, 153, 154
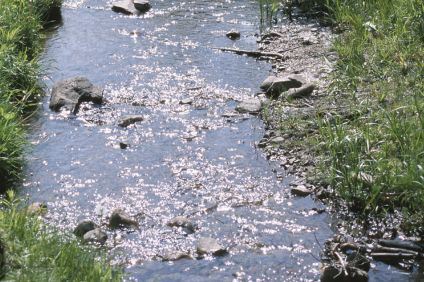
0, 191, 122, 281
317, 0, 424, 234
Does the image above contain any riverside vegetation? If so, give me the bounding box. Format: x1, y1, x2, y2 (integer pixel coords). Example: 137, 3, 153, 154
0, 0, 121, 280
261, 0, 424, 235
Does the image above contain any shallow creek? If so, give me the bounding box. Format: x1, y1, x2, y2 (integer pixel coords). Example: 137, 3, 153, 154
21, 0, 417, 280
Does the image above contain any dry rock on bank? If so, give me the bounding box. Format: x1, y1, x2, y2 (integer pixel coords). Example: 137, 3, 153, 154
49, 77, 103, 114
235, 98, 262, 114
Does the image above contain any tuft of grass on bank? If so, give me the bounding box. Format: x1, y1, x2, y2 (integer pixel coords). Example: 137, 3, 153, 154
0, 0, 123, 279
316, 0, 424, 234
0, 191, 122, 281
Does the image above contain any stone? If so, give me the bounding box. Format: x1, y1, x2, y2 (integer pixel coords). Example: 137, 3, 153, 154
118, 115, 144, 127
235, 98, 262, 114
109, 209, 139, 229
133, 0, 151, 12
27, 202, 47, 215
269, 136, 285, 145
167, 216, 197, 234
291, 185, 312, 197
161, 251, 193, 261
73, 220, 97, 237
196, 237, 227, 256
112, 0, 139, 15
226, 30, 240, 40
285, 83, 315, 99
179, 98, 193, 105
119, 142, 128, 149
49, 77, 103, 114
320, 265, 368, 282
260, 75, 305, 98
83, 228, 108, 245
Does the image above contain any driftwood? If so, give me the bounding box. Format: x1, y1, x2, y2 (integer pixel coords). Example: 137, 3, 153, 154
371, 252, 416, 262
373, 245, 419, 256
378, 239, 423, 253
213, 47, 286, 60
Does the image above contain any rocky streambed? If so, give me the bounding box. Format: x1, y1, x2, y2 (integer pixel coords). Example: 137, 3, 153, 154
21, 0, 422, 281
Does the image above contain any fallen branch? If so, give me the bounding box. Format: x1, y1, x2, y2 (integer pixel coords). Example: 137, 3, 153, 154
371, 252, 416, 262
334, 251, 348, 277
373, 245, 419, 256
212, 47, 286, 60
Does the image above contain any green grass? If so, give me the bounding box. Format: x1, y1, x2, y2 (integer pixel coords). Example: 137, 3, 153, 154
0, 191, 122, 281
260, 0, 424, 235
0, 0, 123, 279
315, 0, 424, 234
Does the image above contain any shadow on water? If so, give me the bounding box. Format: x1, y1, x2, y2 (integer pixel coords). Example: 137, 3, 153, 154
21, 0, 418, 281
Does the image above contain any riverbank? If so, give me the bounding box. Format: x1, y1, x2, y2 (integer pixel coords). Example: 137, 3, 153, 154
0, 0, 121, 279
258, 0, 423, 278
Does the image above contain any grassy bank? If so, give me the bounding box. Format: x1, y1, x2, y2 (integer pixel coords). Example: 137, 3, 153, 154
318, 0, 423, 234
0, 0, 122, 279
260, 0, 423, 234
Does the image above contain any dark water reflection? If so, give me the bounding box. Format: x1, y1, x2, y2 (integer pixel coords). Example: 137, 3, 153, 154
21, 0, 416, 281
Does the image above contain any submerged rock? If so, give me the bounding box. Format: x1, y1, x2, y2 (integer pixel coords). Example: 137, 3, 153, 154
118, 115, 144, 127
167, 216, 197, 234
291, 185, 312, 197
179, 98, 193, 105
133, 0, 151, 12
235, 98, 262, 114
109, 209, 139, 229
49, 77, 103, 114
196, 237, 227, 256
83, 228, 108, 245
73, 220, 97, 237
226, 30, 240, 40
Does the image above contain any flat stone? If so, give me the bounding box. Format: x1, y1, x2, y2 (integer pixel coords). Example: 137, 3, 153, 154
83, 228, 107, 245
109, 209, 139, 229
179, 98, 193, 105
285, 83, 315, 99
226, 30, 240, 40
161, 251, 193, 261
235, 98, 262, 114
112, 0, 139, 15
73, 220, 97, 237
133, 0, 151, 12
167, 216, 197, 234
196, 237, 227, 256
291, 185, 312, 197
49, 77, 103, 114
269, 136, 285, 145
118, 115, 144, 127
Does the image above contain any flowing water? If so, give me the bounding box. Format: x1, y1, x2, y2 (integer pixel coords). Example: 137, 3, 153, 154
21, 0, 420, 281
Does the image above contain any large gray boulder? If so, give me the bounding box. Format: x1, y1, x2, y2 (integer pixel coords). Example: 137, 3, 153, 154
49, 77, 103, 114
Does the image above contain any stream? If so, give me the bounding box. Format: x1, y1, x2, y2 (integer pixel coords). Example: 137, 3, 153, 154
20, 0, 418, 281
